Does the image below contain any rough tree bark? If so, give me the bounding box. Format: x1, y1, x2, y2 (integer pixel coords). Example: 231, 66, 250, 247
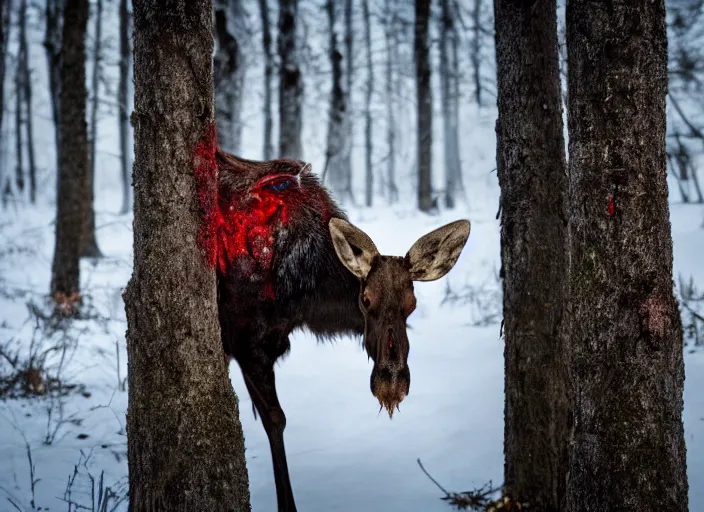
494, 1, 569, 509
124, 1, 251, 509
81, 0, 102, 257
324, 0, 351, 202
439, 0, 461, 209
278, 0, 302, 159
50, 0, 89, 303
44, 0, 62, 175
362, 0, 372, 207
564, 1, 688, 510
118, 0, 131, 214
415, 0, 432, 212
258, 0, 273, 160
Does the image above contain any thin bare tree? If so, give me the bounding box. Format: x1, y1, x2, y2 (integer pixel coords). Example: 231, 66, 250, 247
81, 0, 102, 257
415, 0, 432, 211
362, 0, 372, 206
258, 0, 274, 159
278, 0, 302, 159
117, 0, 131, 214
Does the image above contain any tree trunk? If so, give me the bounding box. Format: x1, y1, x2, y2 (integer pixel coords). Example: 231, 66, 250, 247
18, 0, 36, 203
15, 7, 24, 195
258, 0, 273, 160
564, 1, 688, 510
494, 1, 569, 509
50, 0, 88, 304
440, 0, 461, 209
415, 0, 432, 212
0, 0, 11, 174
342, 0, 352, 199
44, 0, 62, 177
383, 0, 397, 203
124, 1, 251, 509
472, 0, 482, 107
323, 0, 351, 202
362, 0, 372, 207
278, 0, 302, 159
118, 0, 131, 214
214, 0, 246, 155
81, 0, 102, 258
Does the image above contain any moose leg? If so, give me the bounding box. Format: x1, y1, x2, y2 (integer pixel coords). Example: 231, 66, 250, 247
239, 352, 297, 512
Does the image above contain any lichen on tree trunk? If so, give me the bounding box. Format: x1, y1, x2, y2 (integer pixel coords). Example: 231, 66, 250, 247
494, 1, 569, 509
124, 1, 250, 510
565, 1, 688, 510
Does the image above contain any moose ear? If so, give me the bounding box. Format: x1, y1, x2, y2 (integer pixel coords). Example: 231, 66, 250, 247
329, 218, 380, 280
405, 220, 471, 282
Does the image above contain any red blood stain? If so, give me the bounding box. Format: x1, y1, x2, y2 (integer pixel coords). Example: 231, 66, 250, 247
193, 123, 221, 267
194, 133, 329, 301
606, 194, 616, 216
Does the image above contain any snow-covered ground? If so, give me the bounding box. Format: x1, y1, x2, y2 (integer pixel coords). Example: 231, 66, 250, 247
1, 141, 703, 511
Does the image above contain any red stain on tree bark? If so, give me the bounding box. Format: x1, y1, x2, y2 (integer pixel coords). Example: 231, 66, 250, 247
606, 194, 616, 216
193, 123, 222, 267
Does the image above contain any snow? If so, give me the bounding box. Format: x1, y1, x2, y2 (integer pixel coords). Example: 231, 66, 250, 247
1, 131, 702, 510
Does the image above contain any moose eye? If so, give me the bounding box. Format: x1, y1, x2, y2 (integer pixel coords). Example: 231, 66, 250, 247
268, 179, 292, 192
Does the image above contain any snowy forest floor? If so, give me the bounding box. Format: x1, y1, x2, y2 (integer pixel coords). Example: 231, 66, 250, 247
0, 187, 703, 511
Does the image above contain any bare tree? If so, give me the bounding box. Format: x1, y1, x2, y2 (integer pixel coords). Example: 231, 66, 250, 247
278, 0, 302, 159
362, 0, 372, 206
495, 1, 569, 509
81, 0, 102, 257
258, 0, 274, 159
50, 0, 89, 306
214, 0, 246, 154
43, 0, 62, 174
0, 0, 11, 162
471, 0, 482, 106
124, 0, 251, 508
439, 0, 461, 208
415, 0, 432, 211
323, 0, 352, 202
565, 1, 688, 509
383, 0, 397, 203
117, 0, 131, 214
17, 0, 36, 202
14, 18, 24, 194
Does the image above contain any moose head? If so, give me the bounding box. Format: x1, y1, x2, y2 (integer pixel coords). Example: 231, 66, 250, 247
328, 218, 471, 416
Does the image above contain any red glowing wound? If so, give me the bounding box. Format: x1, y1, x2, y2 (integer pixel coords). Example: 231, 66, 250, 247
194, 134, 325, 301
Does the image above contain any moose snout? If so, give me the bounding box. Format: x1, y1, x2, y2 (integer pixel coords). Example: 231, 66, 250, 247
370, 361, 410, 419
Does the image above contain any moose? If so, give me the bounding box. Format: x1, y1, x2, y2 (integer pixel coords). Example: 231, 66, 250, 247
215, 150, 471, 511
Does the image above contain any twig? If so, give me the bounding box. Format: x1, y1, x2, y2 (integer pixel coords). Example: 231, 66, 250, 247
417, 458, 451, 496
